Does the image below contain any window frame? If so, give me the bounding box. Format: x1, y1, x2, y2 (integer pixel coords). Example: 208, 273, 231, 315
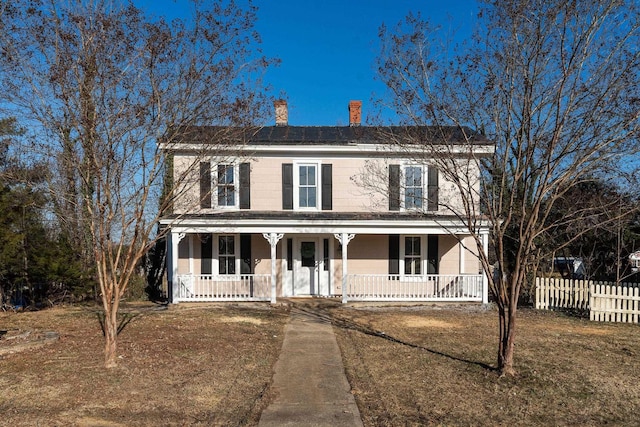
401, 164, 426, 212
400, 235, 427, 276
215, 163, 239, 209
217, 234, 237, 275
293, 160, 321, 211
404, 165, 424, 210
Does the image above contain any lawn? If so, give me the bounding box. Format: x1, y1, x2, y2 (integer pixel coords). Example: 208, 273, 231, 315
0, 303, 289, 426
2, 302, 639, 426
327, 304, 640, 426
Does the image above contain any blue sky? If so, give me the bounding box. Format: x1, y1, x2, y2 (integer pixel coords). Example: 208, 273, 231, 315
139, 0, 479, 125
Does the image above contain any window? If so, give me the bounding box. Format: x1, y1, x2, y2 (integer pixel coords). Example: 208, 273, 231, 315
404, 166, 423, 209
282, 162, 332, 211
404, 236, 422, 275
218, 235, 236, 275
298, 165, 317, 208
217, 164, 235, 207
389, 164, 438, 212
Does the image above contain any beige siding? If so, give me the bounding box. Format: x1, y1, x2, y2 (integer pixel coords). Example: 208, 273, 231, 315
438, 235, 459, 276
172, 155, 200, 214
462, 236, 481, 274
252, 235, 272, 275
347, 235, 389, 274
438, 160, 482, 216
251, 157, 385, 212
177, 235, 191, 274
171, 153, 483, 216
437, 235, 481, 275
250, 158, 284, 211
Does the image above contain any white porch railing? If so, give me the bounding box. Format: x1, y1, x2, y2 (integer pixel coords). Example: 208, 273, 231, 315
345, 274, 484, 302
176, 274, 271, 302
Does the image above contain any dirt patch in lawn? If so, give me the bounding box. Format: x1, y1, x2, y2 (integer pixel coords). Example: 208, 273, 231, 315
402, 316, 460, 329
325, 304, 640, 427
0, 303, 288, 426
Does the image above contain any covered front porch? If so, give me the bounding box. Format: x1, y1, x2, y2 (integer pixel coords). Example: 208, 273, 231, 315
162, 214, 490, 304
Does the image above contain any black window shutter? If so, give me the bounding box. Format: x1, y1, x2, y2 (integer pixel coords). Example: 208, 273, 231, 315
389, 234, 400, 275
287, 238, 293, 271
427, 235, 439, 274
427, 166, 439, 211
239, 163, 250, 209
282, 163, 293, 210
389, 164, 400, 211
201, 234, 213, 274
240, 234, 252, 274
200, 162, 211, 209
321, 164, 332, 210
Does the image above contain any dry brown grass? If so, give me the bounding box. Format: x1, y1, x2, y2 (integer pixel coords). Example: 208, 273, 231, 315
328, 305, 640, 427
3, 301, 640, 426
0, 303, 288, 426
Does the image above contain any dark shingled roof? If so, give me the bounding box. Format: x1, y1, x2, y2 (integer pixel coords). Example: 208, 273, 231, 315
176, 125, 491, 146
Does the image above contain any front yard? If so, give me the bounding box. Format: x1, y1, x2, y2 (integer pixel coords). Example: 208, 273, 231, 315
1, 302, 639, 426
328, 304, 640, 426
0, 303, 288, 426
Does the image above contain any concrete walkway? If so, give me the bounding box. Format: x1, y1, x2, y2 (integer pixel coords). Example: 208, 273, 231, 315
258, 303, 364, 427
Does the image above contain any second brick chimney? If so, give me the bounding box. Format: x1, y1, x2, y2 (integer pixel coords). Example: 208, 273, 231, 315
274, 100, 288, 126
349, 100, 362, 126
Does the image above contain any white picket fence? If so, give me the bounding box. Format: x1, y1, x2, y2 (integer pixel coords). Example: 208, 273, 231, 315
590, 284, 640, 323
535, 277, 640, 324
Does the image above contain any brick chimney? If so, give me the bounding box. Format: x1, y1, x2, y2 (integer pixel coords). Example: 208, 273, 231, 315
349, 100, 362, 126
274, 100, 288, 126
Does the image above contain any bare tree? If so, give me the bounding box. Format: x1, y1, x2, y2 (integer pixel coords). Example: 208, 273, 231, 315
0, 0, 274, 367
374, 1, 640, 375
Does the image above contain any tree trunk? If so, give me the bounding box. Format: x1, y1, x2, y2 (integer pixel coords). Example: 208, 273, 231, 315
497, 302, 517, 376
104, 307, 118, 368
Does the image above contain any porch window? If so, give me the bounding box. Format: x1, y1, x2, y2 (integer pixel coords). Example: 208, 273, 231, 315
218, 235, 236, 274
404, 236, 422, 275
217, 164, 235, 207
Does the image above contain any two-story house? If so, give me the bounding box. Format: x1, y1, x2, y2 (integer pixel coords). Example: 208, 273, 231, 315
160, 100, 493, 304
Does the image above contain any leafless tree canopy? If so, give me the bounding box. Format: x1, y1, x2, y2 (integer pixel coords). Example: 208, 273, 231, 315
0, 0, 274, 367
375, 0, 640, 375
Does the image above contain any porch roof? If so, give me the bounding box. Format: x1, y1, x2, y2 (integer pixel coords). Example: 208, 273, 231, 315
159, 211, 490, 235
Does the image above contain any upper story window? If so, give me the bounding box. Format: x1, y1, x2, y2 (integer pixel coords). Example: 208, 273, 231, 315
200, 161, 250, 210
298, 164, 317, 208
217, 164, 236, 207
389, 164, 438, 212
283, 162, 332, 211
404, 166, 423, 210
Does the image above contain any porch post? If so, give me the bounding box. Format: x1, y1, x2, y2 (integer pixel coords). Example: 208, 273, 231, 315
334, 233, 355, 304
169, 231, 185, 303
459, 235, 465, 274
481, 231, 489, 304
263, 233, 284, 304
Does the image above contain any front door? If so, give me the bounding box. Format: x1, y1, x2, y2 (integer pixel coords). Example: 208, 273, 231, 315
294, 240, 317, 295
